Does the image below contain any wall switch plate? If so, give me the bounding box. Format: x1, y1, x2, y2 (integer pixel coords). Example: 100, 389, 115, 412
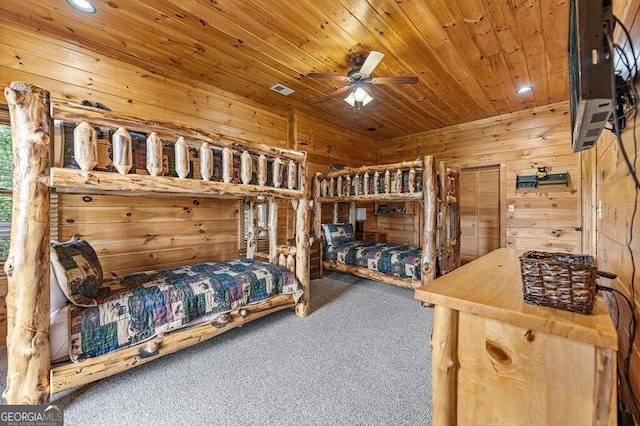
597, 200, 603, 219
508, 204, 515, 213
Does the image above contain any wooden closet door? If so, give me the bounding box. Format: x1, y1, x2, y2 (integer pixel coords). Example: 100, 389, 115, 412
460, 170, 479, 263
460, 166, 500, 263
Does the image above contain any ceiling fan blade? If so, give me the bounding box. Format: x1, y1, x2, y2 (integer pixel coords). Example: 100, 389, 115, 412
307, 72, 349, 82
369, 76, 419, 84
359, 51, 385, 76
313, 85, 352, 103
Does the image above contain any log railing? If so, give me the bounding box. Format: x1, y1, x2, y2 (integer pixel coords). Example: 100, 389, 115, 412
51, 101, 306, 200
315, 159, 424, 202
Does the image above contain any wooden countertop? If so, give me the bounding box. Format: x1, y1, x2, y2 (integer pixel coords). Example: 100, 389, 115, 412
415, 248, 618, 349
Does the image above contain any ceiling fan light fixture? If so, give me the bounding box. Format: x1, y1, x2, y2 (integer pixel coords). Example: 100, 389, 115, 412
344, 89, 373, 110
353, 87, 368, 102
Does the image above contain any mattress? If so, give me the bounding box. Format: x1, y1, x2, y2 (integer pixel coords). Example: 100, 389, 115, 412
50, 259, 301, 362
324, 241, 422, 279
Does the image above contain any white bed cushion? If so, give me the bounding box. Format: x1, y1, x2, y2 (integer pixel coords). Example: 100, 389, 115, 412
50, 263, 68, 317
50, 263, 71, 362
50, 304, 70, 362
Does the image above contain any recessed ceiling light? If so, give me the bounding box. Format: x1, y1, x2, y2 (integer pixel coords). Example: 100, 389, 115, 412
66, 0, 97, 14
516, 86, 533, 94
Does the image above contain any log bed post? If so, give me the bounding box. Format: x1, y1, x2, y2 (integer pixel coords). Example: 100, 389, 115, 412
245, 197, 256, 259
268, 197, 278, 263
313, 173, 322, 238
295, 157, 310, 317
3, 82, 52, 404
439, 161, 451, 274
422, 156, 437, 286
349, 201, 356, 230
450, 166, 462, 270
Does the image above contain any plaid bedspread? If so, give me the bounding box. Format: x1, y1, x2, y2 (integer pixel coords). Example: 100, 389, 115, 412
325, 242, 422, 279
69, 259, 301, 361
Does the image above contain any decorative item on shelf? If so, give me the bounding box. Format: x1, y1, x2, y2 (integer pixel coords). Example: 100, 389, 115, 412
356, 207, 367, 233
377, 204, 388, 214
515, 167, 569, 189
397, 207, 405, 214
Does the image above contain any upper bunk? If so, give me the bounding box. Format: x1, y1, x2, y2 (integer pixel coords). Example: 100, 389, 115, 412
6, 82, 307, 201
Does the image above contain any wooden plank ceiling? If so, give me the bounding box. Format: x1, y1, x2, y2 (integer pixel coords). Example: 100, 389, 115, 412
0, 0, 569, 141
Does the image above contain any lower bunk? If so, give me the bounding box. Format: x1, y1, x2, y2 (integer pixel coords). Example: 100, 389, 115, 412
47, 239, 303, 394
323, 239, 422, 289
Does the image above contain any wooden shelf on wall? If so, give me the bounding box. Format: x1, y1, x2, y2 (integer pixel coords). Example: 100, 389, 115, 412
375, 201, 416, 215
375, 201, 420, 246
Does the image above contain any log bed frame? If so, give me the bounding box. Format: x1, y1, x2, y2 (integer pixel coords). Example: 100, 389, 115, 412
3, 82, 311, 404
313, 157, 461, 289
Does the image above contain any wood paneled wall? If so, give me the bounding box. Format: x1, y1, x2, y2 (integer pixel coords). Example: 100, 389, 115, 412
380, 101, 582, 254
58, 195, 240, 277
291, 110, 379, 176
593, 98, 640, 422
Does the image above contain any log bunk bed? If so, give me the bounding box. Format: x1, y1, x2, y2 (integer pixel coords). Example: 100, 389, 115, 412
3, 82, 311, 404
313, 157, 461, 289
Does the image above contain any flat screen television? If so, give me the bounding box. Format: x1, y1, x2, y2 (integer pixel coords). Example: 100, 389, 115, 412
569, 0, 614, 152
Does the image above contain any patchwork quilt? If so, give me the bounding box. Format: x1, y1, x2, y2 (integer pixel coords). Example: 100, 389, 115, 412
325, 242, 422, 279
68, 259, 302, 361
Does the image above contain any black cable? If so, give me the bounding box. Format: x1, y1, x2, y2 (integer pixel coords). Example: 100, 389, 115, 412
605, 290, 621, 328
614, 16, 639, 82
598, 285, 639, 412
598, 285, 638, 410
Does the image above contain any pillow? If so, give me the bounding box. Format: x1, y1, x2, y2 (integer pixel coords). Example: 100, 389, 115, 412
50, 237, 103, 307
321, 223, 354, 246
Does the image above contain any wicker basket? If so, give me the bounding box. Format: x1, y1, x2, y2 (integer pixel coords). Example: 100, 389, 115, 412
519, 251, 598, 314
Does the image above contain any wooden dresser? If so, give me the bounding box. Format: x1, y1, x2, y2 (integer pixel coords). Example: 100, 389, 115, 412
415, 248, 618, 425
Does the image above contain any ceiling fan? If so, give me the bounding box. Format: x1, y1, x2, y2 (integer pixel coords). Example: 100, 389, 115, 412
307, 51, 418, 110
